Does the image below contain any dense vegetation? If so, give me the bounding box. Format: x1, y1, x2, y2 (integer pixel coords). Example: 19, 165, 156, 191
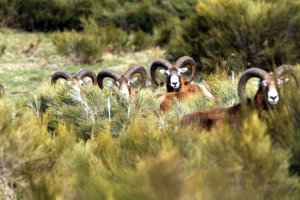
0, 70, 300, 199
166, 0, 300, 71
0, 0, 196, 32
1, 0, 300, 199
3, 0, 300, 71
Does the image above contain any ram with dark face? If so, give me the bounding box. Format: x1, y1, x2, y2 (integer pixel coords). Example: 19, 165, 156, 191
180, 65, 299, 130
151, 56, 214, 112
97, 65, 147, 98
51, 69, 97, 86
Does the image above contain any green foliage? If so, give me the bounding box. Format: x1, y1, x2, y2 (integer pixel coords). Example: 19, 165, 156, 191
1, 69, 300, 198
51, 30, 104, 64
264, 80, 300, 176
51, 17, 154, 63
153, 17, 181, 46
0, 0, 196, 34
166, 0, 300, 72
126, 30, 153, 51
92, 0, 196, 33
0, 0, 93, 31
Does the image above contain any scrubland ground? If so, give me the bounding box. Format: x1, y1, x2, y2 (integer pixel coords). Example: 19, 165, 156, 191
1, 30, 300, 199
0, 29, 164, 96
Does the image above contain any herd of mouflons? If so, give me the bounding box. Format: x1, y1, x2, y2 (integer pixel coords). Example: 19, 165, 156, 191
1, 56, 299, 130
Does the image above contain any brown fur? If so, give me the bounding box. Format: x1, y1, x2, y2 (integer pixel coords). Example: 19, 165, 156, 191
181, 104, 243, 130
180, 88, 268, 130
159, 76, 203, 112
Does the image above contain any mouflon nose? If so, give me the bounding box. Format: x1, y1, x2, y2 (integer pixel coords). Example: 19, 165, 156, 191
270, 96, 277, 100
172, 82, 178, 86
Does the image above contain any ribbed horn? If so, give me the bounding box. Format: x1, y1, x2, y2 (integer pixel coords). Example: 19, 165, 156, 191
150, 59, 173, 86
175, 56, 196, 84
51, 71, 72, 85
124, 65, 147, 89
277, 65, 299, 86
76, 69, 97, 85
238, 68, 268, 101
97, 70, 121, 89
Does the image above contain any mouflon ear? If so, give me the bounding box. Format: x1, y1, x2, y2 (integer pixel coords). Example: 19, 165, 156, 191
106, 80, 117, 87
254, 80, 267, 87
130, 77, 139, 84
260, 80, 267, 87
81, 78, 92, 85
178, 67, 188, 75
159, 69, 170, 76
278, 77, 289, 85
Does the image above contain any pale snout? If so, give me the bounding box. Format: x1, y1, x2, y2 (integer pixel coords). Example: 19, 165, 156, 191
267, 88, 279, 105
120, 85, 130, 98
170, 75, 180, 89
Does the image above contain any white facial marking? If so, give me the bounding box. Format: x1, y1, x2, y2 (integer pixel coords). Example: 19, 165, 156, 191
159, 69, 170, 76
120, 85, 130, 96
178, 67, 188, 75
115, 81, 120, 87
170, 75, 180, 88
79, 80, 84, 85
268, 88, 279, 105
82, 79, 91, 85
106, 80, 114, 87
131, 77, 139, 84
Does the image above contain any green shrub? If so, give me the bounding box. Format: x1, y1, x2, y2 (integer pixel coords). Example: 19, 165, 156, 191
92, 0, 196, 33
0, 0, 196, 34
51, 30, 104, 64
81, 17, 128, 52
166, 0, 300, 72
1, 69, 300, 198
126, 30, 154, 51
264, 80, 300, 175
1, 0, 93, 31
153, 17, 181, 46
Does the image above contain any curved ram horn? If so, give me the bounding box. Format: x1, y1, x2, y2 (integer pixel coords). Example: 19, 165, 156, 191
76, 69, 97, 85
238, 68, 268, 101
97, 70, 121, 89
124, 65, 147, 89
51, 71, 72, 85
276, 65, 299, 86
150, 59, 173, 86
175, 56, 196, 84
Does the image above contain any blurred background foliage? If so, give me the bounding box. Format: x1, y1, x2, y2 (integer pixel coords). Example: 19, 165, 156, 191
166, 0, 300, 72
2, 0, 300, 70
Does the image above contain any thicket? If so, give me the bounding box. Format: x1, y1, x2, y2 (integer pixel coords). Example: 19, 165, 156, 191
0, 69, 300, 198
0, 0, 194, 63
0, 0, 93, 30
4, 0, 300, 71
166, 0, 300, 72
0, 0, 196, 32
